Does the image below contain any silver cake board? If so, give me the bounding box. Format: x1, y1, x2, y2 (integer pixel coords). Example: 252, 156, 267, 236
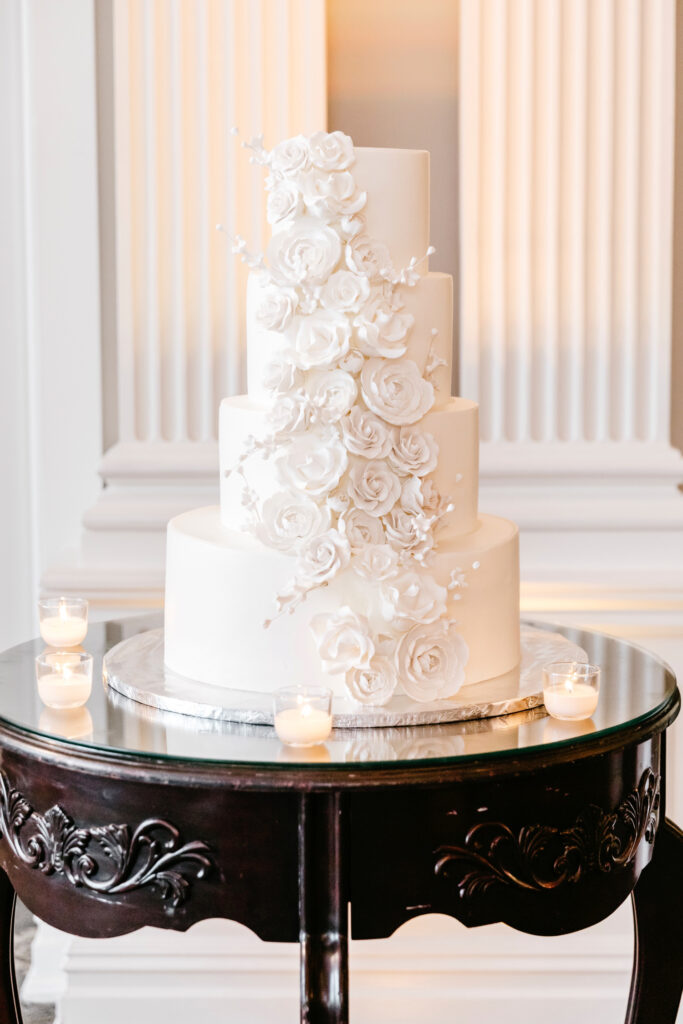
103, 626, 587, 729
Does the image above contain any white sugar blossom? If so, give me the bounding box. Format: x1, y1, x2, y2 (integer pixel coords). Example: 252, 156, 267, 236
389, 427, 439, 477
347, 460, 402, 518
396, 620, 469, 702
257, 491, 330, 551
345, 233, 394, 281
338, 348, 365, 375
380, 571, 447, 628
297, 528, 351, 587
342, 407, 394, 459
301, 170, 366, 220
268, 219, 342, 286
353, 543, 399, 582
277, 430, 348, 497
254, 285, 298, 332
401, 477, 443, 517
361, 358, 435, 426
267, 182, 303, 225
268, 392, 308, 433
342, 508, 385, 548
270, 135, 310, 176
346, 656, 398, 706
306, 369, 357, 424
262, 355, 302, 395
310, 606, 374, 673
355, 293, 414, 359
320, 270, 370, 314
292, 313, 351, 369
308, 130, 355, 171
384, 508, 434, 560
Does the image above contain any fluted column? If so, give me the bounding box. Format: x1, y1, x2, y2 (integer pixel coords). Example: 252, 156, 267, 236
459, 0, 679, 463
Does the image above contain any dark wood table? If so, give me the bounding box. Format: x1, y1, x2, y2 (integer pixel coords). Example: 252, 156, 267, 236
0, 617, 679, 1023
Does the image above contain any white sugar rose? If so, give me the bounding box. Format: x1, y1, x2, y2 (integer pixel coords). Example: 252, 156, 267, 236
346, 233, 393, 281
401, 476, 443, 517
338, 348, 365, 375
268, 392, 308, 433
342, 407, 394, 459
310, 606, 374, 673
396, 620, 469, 701
277, 430, 348, 497
293, 313, 351, 369
263, 354, 303, 395
301, 170, 366, 220
320, 270, 370, 314
270, 135, 310, 176
355, 292, 414, 358
361, 358, 435, 426
306, 369, 357, 424
384, 508, 434, 560
346, 656, 398, 706
257, 491, 330, 551
254, 286, 298, 332
297, 528, 351, 586
389, 427, 439, 477
267, 182, 303, 225
342, 508, 385, 548
353, 543, 399, 582
268, 218, 342, 286
380, 571, 447, 628
308, 130, 355, 171
347, 460, 401, 518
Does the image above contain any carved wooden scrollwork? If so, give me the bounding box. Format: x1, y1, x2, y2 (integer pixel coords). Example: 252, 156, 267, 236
0, 769, 214, 908
434, 768, 660, 898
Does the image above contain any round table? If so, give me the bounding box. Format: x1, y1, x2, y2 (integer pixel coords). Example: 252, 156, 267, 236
0, 616, 679, 1024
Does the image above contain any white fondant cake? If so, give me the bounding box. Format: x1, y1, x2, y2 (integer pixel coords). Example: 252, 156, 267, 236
164, 131, 520, 705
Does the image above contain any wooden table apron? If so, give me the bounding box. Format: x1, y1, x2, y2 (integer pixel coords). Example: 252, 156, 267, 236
0, 692, 679, 1024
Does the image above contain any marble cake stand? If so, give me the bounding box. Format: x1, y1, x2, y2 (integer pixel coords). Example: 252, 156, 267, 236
103, 625, 587, 729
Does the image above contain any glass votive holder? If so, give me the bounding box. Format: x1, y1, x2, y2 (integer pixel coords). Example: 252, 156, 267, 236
38, 596, 88, 648
542, 661, 600, 721
273, 685, 333, 747
35, 651, 93, 709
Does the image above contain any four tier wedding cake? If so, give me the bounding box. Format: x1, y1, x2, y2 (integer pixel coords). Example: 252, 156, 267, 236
164, 131, 520, 707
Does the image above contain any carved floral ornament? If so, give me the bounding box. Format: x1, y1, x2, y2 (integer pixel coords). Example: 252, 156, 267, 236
434, 768, 660, 897
0, 769, 214, 909
228, 130, 467, 707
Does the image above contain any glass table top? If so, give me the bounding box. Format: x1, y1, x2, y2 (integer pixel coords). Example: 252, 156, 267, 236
0, 615, 677, 771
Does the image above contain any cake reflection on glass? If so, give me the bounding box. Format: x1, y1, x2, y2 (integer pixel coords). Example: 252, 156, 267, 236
164, 132, 520, 708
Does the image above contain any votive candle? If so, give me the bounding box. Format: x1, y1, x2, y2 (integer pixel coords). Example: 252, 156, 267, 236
543, 662, 600, 721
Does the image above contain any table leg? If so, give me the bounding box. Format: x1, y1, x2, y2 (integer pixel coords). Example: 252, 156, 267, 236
0, 869, 21, 1024
625, 818, 683, 1024
298, 792, 348, 1024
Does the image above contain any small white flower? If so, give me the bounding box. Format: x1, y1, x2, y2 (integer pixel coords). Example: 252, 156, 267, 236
341, 508, 385, 548
353, 544, 399, 582
320, 270, 370, 314
347, 460, 402, 518
389, 427, 439, 477
341, 407, 394, 459
346, 656, 398, 706
380, 571, 447, 628
257, 491, 330, 551
268, 392, 308, 433
267, 181, 303, 225
268, 218, 342, 286
270, 135, 310, 176
308, 130, 355, 171
401, 477, 442, 517
310, 606, 375, 673
346, 233, 394, 281
361, 358, 435, 426
354, 292, 414, 358
384, 508, 434, 560
292, 313, 351, 369
277, 430, 348, 497
338, 349, 365, 375
301, 170, 366, 220
263, 354, 303, 395
396, 620, 469, 702
297, 528, 351, 586
254, 286, 298, 332
306, 369, 357, 424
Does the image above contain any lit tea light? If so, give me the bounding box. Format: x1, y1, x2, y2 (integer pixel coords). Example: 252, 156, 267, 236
38, 597, 88, 648
35, 651, 93, 710
273, 685, 332, 747
542, 662, 600, 721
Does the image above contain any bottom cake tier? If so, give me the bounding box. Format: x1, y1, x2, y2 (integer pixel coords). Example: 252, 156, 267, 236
164, 507, 520, 695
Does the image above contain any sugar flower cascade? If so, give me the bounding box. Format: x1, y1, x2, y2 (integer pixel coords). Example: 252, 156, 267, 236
227, 131, 469, 706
